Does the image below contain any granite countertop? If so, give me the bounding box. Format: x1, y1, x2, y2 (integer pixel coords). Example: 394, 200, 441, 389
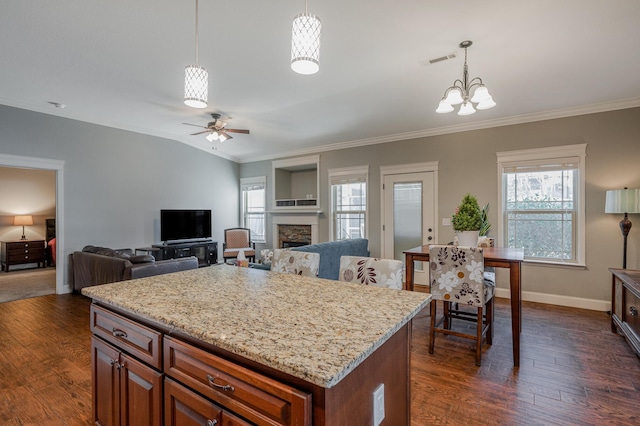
82, 265, 431, 388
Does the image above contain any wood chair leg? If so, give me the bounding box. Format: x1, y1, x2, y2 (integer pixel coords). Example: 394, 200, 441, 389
443, 301, 451, 330
429, 300, 437, 354
486, 296, 494, 345
475, 306, 483, 366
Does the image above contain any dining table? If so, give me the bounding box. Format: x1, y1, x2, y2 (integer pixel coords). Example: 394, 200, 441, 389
404, 245, 525, 367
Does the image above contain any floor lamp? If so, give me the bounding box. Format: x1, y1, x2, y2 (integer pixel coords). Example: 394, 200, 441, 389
605, 188, 640, 269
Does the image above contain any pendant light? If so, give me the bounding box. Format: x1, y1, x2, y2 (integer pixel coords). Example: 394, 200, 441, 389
184, 0, 208, 108
291, 0, 322, 75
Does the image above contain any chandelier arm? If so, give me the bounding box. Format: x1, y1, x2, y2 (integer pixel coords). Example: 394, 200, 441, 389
443, 79, 466, 98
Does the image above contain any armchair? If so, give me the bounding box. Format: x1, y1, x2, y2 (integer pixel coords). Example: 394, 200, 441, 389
223, 228, 256, 263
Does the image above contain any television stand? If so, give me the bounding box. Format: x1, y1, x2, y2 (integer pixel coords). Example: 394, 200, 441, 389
152, 240, 218, 267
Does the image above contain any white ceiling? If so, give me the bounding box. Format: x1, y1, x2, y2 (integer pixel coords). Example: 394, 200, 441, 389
1, 0, 639, 163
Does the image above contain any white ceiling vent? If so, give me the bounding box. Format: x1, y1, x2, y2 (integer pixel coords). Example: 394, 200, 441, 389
419, 52, 457, 67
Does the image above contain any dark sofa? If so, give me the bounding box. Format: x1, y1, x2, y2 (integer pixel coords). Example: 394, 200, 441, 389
71, 245, 198, 292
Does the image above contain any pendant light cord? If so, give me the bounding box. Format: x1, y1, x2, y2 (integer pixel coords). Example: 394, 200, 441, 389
195, 0, 199, 65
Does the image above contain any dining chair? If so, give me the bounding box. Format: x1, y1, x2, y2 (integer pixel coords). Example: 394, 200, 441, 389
270, 249, 320, 277
223, 228, 256, 263
338, 256, 404, 290
428, 244, 495, 366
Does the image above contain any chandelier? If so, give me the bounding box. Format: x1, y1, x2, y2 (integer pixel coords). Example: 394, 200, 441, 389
291, 0, 321, 75
436, 40, 496, 116
184, 0, 208, 108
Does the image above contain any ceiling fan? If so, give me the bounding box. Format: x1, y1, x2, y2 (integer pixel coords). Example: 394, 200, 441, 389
183, 113, 250, 142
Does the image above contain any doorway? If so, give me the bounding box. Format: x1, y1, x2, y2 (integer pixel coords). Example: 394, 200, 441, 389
0, 153, 65, 295
381, 162, 437, 286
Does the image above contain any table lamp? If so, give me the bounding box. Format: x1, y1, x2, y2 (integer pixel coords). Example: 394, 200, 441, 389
13, 215, 34, 241
605, 188, 640, 269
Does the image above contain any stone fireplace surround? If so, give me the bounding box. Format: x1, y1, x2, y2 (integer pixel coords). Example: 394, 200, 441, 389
272, 215, 319, 249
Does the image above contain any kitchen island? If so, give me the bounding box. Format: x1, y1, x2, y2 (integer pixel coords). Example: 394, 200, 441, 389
82, 265, 430, 425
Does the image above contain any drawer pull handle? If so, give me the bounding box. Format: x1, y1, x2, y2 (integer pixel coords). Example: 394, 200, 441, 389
630, 306, 638, 317
112, 328, 128, 338
207, 420, 218, 426
207, 374, 235, 392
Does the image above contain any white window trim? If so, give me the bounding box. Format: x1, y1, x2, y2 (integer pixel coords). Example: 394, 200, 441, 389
328, 165, 369, 242
240, 176, 266, 242
497, 144, 587, 267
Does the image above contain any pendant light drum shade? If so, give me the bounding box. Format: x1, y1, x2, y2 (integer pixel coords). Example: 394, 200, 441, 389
291, 13, 321, 75
184, 65, 208, 108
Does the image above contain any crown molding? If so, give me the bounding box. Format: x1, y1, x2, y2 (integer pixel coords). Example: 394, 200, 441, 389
237, 98, 640, 163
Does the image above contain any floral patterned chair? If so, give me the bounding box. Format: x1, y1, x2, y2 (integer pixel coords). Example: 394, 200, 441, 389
223, 228, 256, 263
338, 256, 404, 290
270, 249, 320, 277
428, 244, 495, 366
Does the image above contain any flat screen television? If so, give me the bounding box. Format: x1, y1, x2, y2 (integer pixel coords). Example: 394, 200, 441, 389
160, 209, 212, 242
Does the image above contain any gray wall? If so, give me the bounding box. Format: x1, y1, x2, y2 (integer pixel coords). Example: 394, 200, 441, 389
0, 104, 239, 291
240, 107, 640, 308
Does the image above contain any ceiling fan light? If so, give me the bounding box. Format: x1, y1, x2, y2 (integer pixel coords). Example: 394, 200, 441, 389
444, 88, 464, 105
184, 65, 208, 108
458, 101, 476, 116
470, 85, 491, 103
436, 99, 454, 113
291, 13, 321, 75
218, 133, 228, 142
205, 132, 218, 142
476, 95, 496, 110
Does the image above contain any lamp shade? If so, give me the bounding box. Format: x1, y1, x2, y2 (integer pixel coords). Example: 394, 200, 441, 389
436, 99, 454, 113
458, 101, 476, 116
291, 13, 321, 75
13, 215, 33, 226
184, 65, 208, 108
605, 188, 640, 214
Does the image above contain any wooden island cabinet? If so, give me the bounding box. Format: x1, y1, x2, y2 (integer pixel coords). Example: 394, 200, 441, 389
83, 266, 430, 425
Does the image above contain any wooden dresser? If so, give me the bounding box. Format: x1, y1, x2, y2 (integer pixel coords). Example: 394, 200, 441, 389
610, 268, 640, 357
1, 240, 46, 272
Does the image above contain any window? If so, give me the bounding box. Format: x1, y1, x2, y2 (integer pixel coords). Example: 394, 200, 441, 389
497, 144, 586, 265
240, 176, 266, 242
329, 166, 368, 241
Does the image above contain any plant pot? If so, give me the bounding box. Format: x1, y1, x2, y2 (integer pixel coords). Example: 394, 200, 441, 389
456, 230, 480, 247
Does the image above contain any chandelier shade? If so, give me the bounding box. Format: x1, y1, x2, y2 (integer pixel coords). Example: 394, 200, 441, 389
436, 40, 495, 115
291, 1, 321, 75
184, 0, 208, 108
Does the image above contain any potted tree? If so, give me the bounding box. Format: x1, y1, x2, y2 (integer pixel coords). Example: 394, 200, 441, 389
452, 194, 482, 246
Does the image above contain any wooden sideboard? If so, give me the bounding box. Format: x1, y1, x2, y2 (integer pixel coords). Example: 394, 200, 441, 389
1, 240, 46, 272
610, 268, 640, 357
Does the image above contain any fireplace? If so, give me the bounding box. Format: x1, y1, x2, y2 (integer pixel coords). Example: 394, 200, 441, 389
272, 215, 319, 247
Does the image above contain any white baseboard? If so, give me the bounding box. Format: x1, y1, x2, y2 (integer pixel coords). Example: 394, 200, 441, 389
494, 288, 610, 312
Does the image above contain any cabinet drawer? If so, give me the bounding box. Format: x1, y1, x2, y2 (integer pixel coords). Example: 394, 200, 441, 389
91, 304, 162, 369
7, 252, 44, 262
624, 288, 640, 338
165, 378, 252, 426
164, 337, 311, 426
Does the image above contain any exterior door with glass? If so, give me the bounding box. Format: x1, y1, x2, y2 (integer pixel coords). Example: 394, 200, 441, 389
381, 166, 436, 287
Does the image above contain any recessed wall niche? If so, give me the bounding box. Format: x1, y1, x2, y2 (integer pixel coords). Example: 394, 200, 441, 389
272, 155, 319, 210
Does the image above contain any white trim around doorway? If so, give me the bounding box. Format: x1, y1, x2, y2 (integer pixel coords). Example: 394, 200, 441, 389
0, 153, 67, 294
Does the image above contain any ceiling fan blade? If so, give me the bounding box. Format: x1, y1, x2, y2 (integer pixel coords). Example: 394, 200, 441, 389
183, 123, 207, 128
190, 130, 211, 136
218, 131, 233, 142
225, 129, 250, 134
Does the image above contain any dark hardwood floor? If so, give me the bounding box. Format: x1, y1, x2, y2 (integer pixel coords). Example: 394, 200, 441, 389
0, 294, 638, 425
